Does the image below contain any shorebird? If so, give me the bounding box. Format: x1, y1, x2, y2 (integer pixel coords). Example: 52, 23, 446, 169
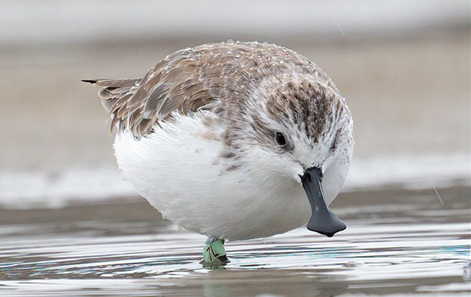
84, 41, 354, 266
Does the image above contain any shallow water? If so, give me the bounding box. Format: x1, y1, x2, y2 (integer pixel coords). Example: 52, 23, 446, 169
0, 184, 469, 296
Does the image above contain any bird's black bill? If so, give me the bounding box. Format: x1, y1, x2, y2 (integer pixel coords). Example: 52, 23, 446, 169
300, 167, 346, 237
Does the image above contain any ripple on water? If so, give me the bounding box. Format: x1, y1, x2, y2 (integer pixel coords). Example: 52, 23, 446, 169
0, 186, 470, 296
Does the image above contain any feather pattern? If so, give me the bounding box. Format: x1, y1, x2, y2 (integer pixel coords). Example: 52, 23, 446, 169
83, 41, 340, 138
83, 41, 354, 241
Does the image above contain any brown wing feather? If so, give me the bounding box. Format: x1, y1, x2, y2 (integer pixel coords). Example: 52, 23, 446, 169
84, 41, 328, 138
82, 55, 215, 137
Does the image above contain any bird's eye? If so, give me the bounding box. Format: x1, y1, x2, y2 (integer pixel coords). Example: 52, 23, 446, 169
275, 132, 287, 147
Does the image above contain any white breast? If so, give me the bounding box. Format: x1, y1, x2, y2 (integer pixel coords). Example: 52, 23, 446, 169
113, 112, 311, 241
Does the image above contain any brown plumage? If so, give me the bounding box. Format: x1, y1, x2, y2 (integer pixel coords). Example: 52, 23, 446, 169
83, 41, 339, 138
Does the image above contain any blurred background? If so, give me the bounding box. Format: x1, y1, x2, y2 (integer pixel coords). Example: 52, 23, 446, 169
0, 0, 469, 208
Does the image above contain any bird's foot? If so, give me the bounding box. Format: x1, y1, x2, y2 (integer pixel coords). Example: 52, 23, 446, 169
201, 237, 230, 267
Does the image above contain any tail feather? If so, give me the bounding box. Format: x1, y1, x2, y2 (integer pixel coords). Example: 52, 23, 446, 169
81, 78, 140, 88
82, 78, 140, 113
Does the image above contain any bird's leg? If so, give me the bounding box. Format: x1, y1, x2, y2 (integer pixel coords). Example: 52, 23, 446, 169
201, 236, 229, 266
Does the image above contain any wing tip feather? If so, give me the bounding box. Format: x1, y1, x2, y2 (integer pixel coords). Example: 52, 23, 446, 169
81, 79, 98, 84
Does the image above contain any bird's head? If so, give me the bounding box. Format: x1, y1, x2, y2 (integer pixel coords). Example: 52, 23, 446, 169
225, 74, 354, 237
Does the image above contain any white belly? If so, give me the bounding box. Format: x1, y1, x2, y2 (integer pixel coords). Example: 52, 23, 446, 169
113, 114, 311, 241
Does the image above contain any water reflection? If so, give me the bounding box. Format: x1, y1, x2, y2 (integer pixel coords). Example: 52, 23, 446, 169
0, 185, 469, 296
